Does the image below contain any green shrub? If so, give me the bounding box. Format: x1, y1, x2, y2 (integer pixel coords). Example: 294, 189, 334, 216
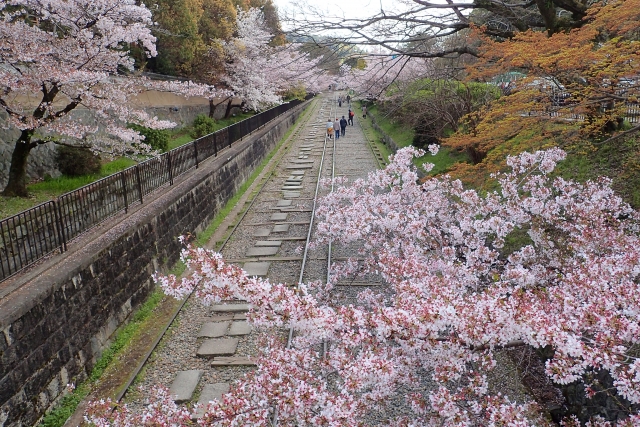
55, 146, 101, 176
190, 114, 217, 139
128, 124, 170, 152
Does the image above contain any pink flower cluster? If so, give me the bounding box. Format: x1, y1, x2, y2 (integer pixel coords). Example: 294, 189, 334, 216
93, 147, 640, 426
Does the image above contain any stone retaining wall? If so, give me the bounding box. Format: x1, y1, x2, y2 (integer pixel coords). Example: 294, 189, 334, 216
368, 113, 399, 154
0, 102, 306, 426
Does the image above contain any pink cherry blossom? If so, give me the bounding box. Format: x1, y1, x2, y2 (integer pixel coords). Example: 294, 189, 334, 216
91, 147, 640, 425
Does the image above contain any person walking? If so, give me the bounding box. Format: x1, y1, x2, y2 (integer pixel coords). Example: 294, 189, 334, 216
346, 94, 351, 105
340, 116, 347, 137
338, 96, 342, 107
362, 104, 367, 118
333, 118, 341, 140
327, 118, 334, 139
348, 109, 354, 126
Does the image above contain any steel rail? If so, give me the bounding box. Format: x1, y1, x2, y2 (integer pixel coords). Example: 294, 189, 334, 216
275, 95, 338, 426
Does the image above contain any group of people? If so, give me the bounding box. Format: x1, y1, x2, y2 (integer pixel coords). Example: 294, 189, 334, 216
337, 94, 351, 107
326, 94, 358, 140
326, 116, 348, 140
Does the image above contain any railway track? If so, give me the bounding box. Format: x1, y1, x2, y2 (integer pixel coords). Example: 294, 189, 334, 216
115, 93, 382, 421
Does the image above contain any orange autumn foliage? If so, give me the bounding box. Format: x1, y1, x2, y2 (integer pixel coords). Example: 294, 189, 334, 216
445, 0, 640, 184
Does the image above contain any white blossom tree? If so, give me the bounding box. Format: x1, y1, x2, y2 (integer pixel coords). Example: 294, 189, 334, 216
88, 147, 640, 426
220, 8, 327, 112
0, 0, 218, 197
348, 54, 435, 100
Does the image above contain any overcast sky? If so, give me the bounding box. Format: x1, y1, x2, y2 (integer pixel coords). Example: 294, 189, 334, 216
272, 0, 400, 26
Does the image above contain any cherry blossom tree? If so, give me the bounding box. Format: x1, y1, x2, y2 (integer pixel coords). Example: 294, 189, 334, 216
218, 8, 280, 111
349, 54, 435, 100
89, 146, 640, 426
220, 8, 327, 112
0, 0, 218, 197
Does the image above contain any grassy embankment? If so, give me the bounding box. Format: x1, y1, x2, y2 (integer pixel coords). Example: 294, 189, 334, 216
1, 112, 255, 219
364, 102, 640, 209
360, 102, 469, 174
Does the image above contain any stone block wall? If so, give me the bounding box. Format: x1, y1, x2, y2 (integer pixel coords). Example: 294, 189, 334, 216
0, 103, 305, 426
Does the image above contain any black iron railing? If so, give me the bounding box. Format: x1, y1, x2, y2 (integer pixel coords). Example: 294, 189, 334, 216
0, 96, 312, 281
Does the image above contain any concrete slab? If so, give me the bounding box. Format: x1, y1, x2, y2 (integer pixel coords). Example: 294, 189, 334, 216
246, 246, 279, 257
210, 357, 256, 366
198, 321, 230, 338
243, 261, 270, 277
271, 213, 288, 221
283, 192, 300, 198
291, 171, 305, 175
255, 240, 282, 246
286, 165, 312, 169
291, 159, 314, 164
197, 338, 239, 357
253, 228, 271, 237
169, 370, 203, 403
272, 224, 290, 233
209, 314, 235, 321
276, 200, 292, 207
282, 186, 303, 190
194, 383, 230, 418
287, 176, 303, 181
210, 303, 252, 312
234, 313, 247, 320
228, 321, 252, 336
298, 155, 308, 159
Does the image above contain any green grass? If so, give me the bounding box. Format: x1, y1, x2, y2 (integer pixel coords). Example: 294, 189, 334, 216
167, 128, 194, 150
39, 289, 166, 427
1, 157, 136, 219
556, 136, 640, 209
1, 112, 262, 219
363, 102, 470, 175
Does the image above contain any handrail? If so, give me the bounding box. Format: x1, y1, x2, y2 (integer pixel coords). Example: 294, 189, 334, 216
0, 95, 314, 282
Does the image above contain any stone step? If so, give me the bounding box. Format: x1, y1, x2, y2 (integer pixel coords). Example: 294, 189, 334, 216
286, 164, 313, 169
276, 200, 292, 207
270, 213, 288, 221
210, 303, 251, 312
169, 370, 203, 403
272, 224, 290, 233
243, 261, 271, 277
253, 228, 271, 237
198, 321, 231, 338
283, 191, 300, 198
228, 321, 252, 336
246, 246, 279, 257
255, 240, 282, 247
194, 383, 230, 419
210, 356, 257, 366
197, 338, 239, 357
209, 314, 235, 321
335, 282, 384, 287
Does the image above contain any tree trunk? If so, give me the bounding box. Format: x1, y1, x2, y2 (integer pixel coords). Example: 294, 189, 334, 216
2, 130, 35, 197
223, 99, 233, 119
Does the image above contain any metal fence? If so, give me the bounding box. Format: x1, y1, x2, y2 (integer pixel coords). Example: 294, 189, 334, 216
0, 96, 312, 282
